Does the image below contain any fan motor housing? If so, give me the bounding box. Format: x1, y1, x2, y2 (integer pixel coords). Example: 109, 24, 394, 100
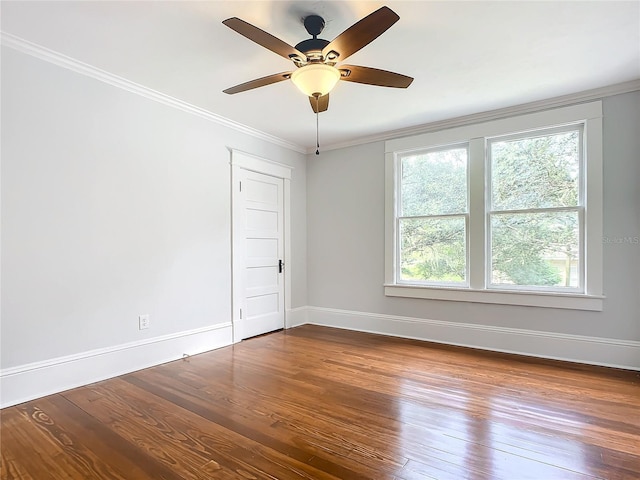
295, 14, 330, 62
295, 38, 330, 56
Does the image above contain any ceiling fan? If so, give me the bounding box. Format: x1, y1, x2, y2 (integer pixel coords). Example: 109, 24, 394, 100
222, 6, 413, 114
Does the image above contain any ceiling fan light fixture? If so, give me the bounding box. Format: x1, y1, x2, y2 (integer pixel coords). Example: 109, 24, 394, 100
290, 64, 341, 97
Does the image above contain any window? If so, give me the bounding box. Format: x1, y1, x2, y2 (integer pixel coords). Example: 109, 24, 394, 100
385, 102, 603, 310
488, 126, 582, 291
398, 145, 468, 285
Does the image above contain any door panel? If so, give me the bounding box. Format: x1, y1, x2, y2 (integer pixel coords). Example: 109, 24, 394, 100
246, 238, 278, 258
246, 209, 278, 231
246, 293, 279, 318
246, 266, 278, 289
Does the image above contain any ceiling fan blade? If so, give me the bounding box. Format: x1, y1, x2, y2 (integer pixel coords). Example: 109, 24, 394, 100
223, 18, 304, 61
223, 72, 292, 94
339, 65, 413, 88
309, 94, 329, 113
322, 6, 399, 62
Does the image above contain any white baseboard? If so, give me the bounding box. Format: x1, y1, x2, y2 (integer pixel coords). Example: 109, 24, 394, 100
286, 306, 308, 328
305, 307, 640, 371
0, 323, 233, 408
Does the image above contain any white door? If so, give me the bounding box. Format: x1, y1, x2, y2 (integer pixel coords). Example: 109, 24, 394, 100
235, 169, 285, 340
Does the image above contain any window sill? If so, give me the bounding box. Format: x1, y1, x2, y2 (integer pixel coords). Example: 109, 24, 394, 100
384, 284, 604, 311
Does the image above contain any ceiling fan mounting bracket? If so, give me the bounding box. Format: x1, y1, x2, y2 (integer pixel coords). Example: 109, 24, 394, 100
303, 15, 325, 38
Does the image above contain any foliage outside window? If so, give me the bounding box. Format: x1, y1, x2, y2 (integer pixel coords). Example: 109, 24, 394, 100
384, 101, 603, 310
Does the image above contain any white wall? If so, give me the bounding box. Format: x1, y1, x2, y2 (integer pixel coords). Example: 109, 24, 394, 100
0, 46, 307, 405
306, 91, 640, 367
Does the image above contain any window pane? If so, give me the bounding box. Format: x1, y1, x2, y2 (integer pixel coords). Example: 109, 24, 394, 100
491, 211, 580, 288
400, 217, 466, 283
401, 147, 467, 216
491, 130, 580, 210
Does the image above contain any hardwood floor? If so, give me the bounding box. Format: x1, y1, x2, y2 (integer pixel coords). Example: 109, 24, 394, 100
2, 325, 639, 479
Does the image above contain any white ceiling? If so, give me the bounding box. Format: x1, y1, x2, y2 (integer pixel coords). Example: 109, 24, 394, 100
3, 1, 639, 151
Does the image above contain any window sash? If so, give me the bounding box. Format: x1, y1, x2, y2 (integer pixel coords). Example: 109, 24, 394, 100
397, 143, 469, 216
486, 125, 585, 293
396, 144, 469, 286
396, 213, 469, 287
486, 207, 584, 293
487, 124, 584, 212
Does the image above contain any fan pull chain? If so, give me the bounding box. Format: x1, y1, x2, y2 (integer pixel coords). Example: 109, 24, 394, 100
315, 96, 320, 155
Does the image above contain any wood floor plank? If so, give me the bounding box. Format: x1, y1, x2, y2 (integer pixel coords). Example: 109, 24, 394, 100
38, 394, 186, 480
122, 371, 382, 479
0, 425, 35, 480
1, 403, 116, 479
143, 359, 410, 472
2, 325, 639, 480
63, 378, 332, 480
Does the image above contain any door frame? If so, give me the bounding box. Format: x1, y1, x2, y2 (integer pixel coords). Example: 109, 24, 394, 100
230, 149, 292, 343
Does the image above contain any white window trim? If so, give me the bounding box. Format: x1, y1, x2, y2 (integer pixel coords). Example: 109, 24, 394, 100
384, 101, 604, 311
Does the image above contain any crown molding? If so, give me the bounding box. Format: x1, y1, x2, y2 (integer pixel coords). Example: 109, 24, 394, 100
315, 78, 640, 154
1, 32, 307, 154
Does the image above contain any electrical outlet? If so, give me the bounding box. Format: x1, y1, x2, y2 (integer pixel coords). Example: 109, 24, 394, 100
138, 314, 150, 330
